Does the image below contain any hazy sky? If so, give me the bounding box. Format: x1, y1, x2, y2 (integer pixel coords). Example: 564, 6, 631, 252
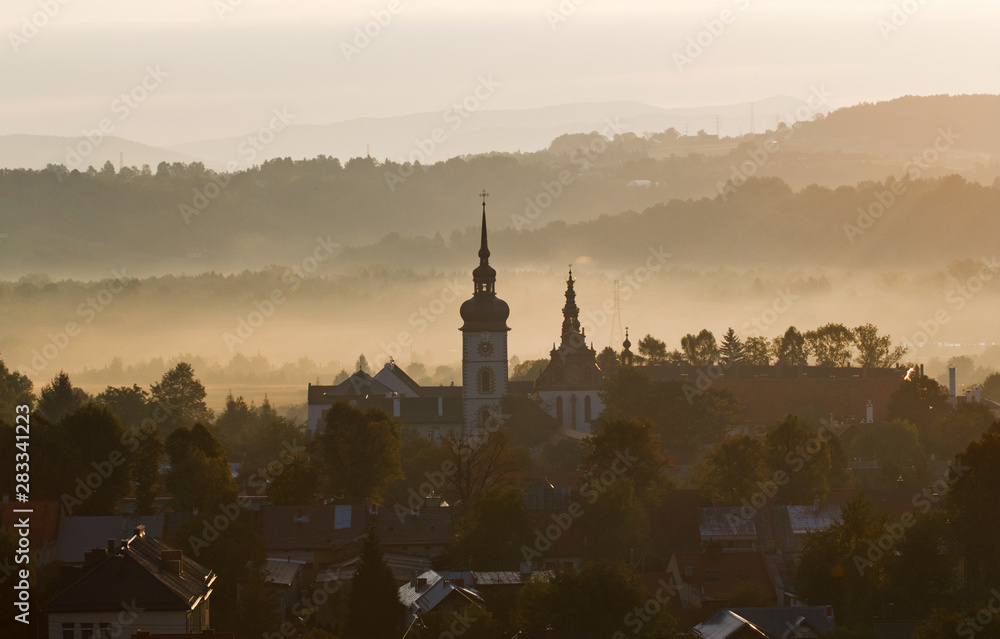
2, 0, 997, 147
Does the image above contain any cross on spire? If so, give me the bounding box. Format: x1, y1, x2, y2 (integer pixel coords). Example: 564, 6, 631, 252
479, 189, 489, 212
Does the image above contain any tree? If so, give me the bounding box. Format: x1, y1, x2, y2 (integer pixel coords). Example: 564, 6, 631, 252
764, 416, 830, 504
267, 449, 318, 505
581, 417, 668, 506
887, 373, 950, 450
511, 358, 549, 381
773, 326, 808, 366
150, 362, 213, 428
165, 423, 237, 513
450, 485, 534, 570
355, 353, 371, 374
311, 402, 402, 504
853, 324, 906, 368
947, 429, 1000, 587
681, 329, 718, 366
132, 429, 164, 515
346, 533, 402, 639
637, 334, 668, 364
39, 403, 132, 515
796, 494, 887, 629
578, 477, 650, 562
442, 423, 520, 512
805, 323, 855, 367
96, 384, 153, 431
719, 328, 744, 366
702, 435, 767, 504
882, 510, 955, 620
236, 559, 282, 638
930, 401, 995, 461
743, 336, 771, 366
38, 371, 88, 423
512, 562, 674, 639
596, 346, 621, 377
0, 358, 34, 420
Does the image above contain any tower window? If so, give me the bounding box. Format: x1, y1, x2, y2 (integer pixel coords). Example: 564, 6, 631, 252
477, 367, 495, 394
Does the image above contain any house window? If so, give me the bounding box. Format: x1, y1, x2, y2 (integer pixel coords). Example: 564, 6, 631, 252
62, 623, 75, 639
555, 396, 563, 422
584, 395, 592, 422
477, 367, 495, 394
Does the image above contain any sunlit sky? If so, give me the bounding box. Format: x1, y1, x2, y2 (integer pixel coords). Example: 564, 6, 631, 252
2, 0, 998, 147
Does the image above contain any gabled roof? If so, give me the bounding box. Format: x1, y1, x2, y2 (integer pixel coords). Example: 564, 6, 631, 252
261, 505, 367, 551
308, 372, 393, 403
55, 516, 164, 564
374, 362, 424, 397
728, 607, 835, 638
397, 570, 483, 613
43, 528, 214, 613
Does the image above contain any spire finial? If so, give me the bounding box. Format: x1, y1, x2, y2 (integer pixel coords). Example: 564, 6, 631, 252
479, 188, 489, 212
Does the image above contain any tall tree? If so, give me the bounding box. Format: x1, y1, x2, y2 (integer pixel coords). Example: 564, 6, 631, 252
38, 371, 88, 423
637, 334, 668, 364
581, 416, 668, 506
681, 328, 719, 366
764, 416, 830, 504
702, 435, 767, 504
96, 384, 153, 432
165, 423, 237, 513
853, 323, 907, 368
311, 402, 402, 504
947, 429, 1000, 588
772, 326, 808, 366
742, 336, 771, 366
442, 424, 520, 511
355, 353, 371, 374
719, 327, 744, 366
596, 346, 621, 377
887, 373, 950, 448
805, 323, 855, 367
150, 362, 213, 428
450, 485, 534, 570
346, 533, 403, 639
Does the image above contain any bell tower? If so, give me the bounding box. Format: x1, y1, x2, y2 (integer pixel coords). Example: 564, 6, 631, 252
459, 190, 510, 433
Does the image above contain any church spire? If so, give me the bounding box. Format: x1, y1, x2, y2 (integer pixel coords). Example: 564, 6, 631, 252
478, 189, 490, 262
560, 265, 583, 347
460, 189, 509, 332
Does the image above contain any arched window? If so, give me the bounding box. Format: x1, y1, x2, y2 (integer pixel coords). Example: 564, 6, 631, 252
570, 394, 577, 430
478, 405, 493, 430
555, 395, 563, 423
584, 395, 592, 423
477, 367, 495, 394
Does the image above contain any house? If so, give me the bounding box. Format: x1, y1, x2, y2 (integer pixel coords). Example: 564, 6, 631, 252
659, 550, 777, 610
43, 526, 216, 638
261, 504, 368, 564
377, 503, 454, 560
397, 570, 484, 625
693, 606, 836, 638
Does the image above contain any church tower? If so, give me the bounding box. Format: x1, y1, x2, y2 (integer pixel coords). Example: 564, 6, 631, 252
459, 191, 510, 432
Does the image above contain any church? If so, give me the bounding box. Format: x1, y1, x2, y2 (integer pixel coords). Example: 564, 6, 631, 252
306, 194, 606, 438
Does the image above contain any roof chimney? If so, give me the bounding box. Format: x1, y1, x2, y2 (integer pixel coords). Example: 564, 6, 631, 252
161, 549, 184, 576
409, 571, 419, 589
134, 524, 145, 538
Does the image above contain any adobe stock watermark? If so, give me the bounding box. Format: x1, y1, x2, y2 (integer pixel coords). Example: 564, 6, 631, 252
383, 75, 502, 191
843, 126, 959, 243
716, 85, 833, 199
673, 0, 752, 72
341, 0, 402, 62
546, 0, 588, 31
222, 235, 340, 352
372, 279, 464, 369
957, 589, 1000, 639
899, 255, 999, 354
180, 107, 296, 224
613, 577, 678, 638
20, 268, 130, 377
511, 116, 626, 230
62, 66, 169, 175
878, 0, 927, 41
8, 0, 72, 54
